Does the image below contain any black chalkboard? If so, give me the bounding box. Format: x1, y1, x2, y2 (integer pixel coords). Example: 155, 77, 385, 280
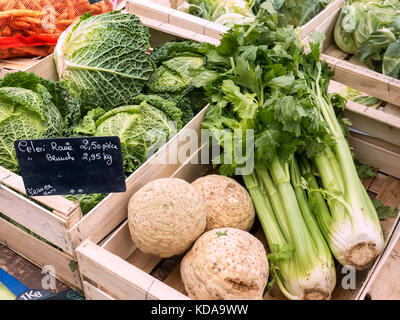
14, 136, 126, 196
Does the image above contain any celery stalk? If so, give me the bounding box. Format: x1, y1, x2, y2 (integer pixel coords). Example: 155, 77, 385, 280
243, 156, 336, 300
306, 63, 385, 269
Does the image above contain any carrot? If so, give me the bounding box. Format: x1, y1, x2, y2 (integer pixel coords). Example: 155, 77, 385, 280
15, 16, 43, 25
12, 20, 32, 29
17, 0, 27, 10
29, 0, 43, 11
66, 0, 75, 20
59, 12, 69, 20
4, 1, 16, 11
0, 10, 45, 19
2, 26, 11, 37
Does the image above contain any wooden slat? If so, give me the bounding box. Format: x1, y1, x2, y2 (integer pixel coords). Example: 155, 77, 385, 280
300, 0, 345, 38
24, 54, 58, 81
324, 53, 400, 108
0, 217, 81, 290
368, 173, 388, 194
82, 281, 115, 300
76, 240, 163, 300
126, 249, 161, 275
100, 221, 137, 261
0, 166, 79, 218
128, 0, 345, 43
0, 184, 73, 254
349, 134, 400, 180
147, 277, 189, 300
363, 222, 400, 300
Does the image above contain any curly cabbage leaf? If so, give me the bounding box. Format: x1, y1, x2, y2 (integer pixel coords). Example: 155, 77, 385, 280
95, 103, 178, 173
65, 193, 106, 216
55, 11, 155, 111
148, 55, 204, 93
0, 72, 75, 173
73, 95, 181, 174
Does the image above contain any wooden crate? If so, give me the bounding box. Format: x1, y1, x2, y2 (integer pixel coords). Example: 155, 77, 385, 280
0, 30, 207, 291
0, 56, 53, 78
303, 5, 400, 108
75, 97, 400, 300
126, 0, 345, 43
362, 221, 400, 300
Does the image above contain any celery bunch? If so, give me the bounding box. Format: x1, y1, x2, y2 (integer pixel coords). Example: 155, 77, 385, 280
192, 3, 384, 299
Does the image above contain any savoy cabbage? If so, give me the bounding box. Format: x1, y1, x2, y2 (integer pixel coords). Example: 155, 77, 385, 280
146, 41, 209, 125
55, 11, 155, 111
0, 72, 80, 172
73, 95, 182, 174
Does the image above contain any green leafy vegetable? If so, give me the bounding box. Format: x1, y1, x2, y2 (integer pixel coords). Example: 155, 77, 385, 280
74, 96, 181, 174
0, 72, 79, 172
147, 41, 209, 125
334, 0, 400, 78
372, 199, 399, 220
340, 86, 381, 107
65, 193, 106, 216
355, 160, 376, 179
55, 11, 155, 111
180, 0, 256, 27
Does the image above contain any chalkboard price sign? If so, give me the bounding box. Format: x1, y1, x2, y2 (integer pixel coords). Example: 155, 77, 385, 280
14, 136, 126, 196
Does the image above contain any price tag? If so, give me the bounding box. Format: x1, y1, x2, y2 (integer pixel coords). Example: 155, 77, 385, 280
14, 136, 126, 196
16, 289, 84, 300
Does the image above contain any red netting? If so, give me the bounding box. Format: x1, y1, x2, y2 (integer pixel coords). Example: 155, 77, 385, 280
0, 0, 117, 59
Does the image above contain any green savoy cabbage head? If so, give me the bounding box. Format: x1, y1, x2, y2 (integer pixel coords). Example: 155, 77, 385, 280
0, 72, 80, 173
55, 11, 155, 112
73, 95, 183, 174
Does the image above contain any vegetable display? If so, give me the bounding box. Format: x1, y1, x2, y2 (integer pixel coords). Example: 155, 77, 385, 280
0, 7, 394, 301
127, 178, 207, 258
0, 13, 199, 215
180, 227, 269, 300
179, 0, 332, 27
192, 175, 255, 231
334, 0, 400, 78
186, 3, 383, 298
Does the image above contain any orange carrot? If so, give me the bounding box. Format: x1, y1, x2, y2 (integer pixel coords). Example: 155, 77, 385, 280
0, 10, 45, 19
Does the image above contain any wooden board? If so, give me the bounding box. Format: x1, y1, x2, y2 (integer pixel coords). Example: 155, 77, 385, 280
0, 244, 69, 294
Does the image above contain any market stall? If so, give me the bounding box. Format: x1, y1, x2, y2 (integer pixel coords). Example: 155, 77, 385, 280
0, 0, 399, 303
